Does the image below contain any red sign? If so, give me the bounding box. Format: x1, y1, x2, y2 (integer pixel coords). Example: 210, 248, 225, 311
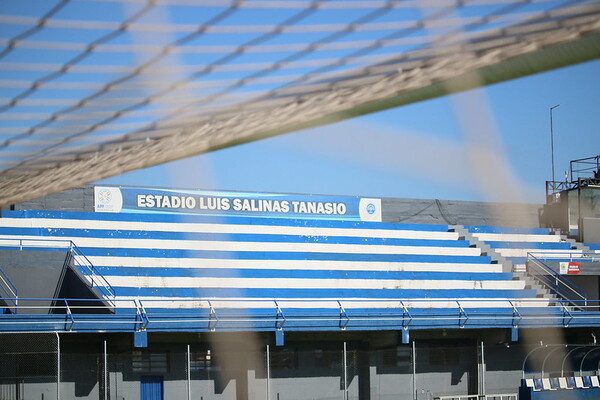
559, 262, 581, 275
567, 262, 581, 274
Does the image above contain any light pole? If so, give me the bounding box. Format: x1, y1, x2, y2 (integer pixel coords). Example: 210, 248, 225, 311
550, 104, 560, 183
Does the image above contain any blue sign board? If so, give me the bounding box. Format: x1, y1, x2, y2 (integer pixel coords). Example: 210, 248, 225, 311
94, 186, 382, 222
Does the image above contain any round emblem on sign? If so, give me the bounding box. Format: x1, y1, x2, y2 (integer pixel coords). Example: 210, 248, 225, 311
366, 203, 376, 215
97, 189, 112, 204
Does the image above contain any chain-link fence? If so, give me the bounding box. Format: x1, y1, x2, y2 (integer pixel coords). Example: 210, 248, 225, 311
266, 345, 359, 400
0, 333, 59, 400
0, 335, 531, 400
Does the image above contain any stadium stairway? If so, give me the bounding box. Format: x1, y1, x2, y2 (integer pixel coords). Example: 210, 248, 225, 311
455, 225, 595, 307
459, 225, 584, 271
0, 245, 116, 314
585, 243, 600, 254
453, 225, 553, 305
0, 210, 566, 333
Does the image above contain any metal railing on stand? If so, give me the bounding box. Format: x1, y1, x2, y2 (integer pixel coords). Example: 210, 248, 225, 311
68, 242, 116, 303
0, 266, 17, 313
0, 238, 115, 306
526, 253, 587, 309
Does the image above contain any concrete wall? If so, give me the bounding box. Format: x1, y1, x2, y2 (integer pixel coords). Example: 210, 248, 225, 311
2, 329, 535, 400
1, 331, 533, 400
371, 369, 413, 400
0, 249, 70, 313
11, 186, 94, 212
8, 185, 543, 228
382, 197, 542, 228
562, 275, 600, 302
582, 218, 600, 243
541, 186, 600, 239
484, 345, 526, 394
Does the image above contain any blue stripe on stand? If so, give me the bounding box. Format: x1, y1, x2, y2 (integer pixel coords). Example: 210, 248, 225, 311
2, 210, 450, 232
485, 241, 571, 250
78, 247, 492, 263
464, 225, 551, 235
114, 286, 539, 299
96, 266, 512, 281
0, 226, 468, 247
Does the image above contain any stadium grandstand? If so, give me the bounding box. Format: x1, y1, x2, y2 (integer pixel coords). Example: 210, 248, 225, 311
0, 171, 599, 400
1, 1, 600, 399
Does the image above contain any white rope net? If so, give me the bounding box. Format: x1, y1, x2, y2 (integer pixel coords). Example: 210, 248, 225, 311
0, 0, 599, 206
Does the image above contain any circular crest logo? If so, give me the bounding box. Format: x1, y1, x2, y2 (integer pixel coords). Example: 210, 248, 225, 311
366, 202, 376, 215
97, 189, 112, 204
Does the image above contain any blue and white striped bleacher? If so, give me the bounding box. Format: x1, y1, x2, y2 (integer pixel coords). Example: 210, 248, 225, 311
586, 243, 600, 253
0, 211, 547, 314
463, 225, 582, 268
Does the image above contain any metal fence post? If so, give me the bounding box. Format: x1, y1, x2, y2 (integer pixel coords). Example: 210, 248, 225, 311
104, 340, 108, 400
480, 341, 486, 399
56, 332, 60, 400
343, 342, 348, 400
187, 344, 191, 400
412, 341, 416, 400
266, 344, 271, 400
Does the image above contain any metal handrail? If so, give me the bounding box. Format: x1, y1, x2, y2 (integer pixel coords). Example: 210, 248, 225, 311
0, 296, 557, 308
0, 238, 116, 302
546, 154, 599, 198
546, 180, 578, 198
546, 177, 600, 200
5, 296, 600, 336
134, 299, 149, 331
68, 242, 116, 300
0, 296, 585, 326
570, 155, 600, 181
0, 238, 72, 250
538, 252, 600, 263
526, 252, 587, 307
0, 266, 18, 313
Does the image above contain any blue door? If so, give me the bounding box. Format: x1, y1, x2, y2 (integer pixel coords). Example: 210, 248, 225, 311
140, 375, 163, 400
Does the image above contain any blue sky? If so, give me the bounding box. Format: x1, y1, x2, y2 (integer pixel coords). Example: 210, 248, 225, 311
1, 1, 597, 205
98, 58, 600, 205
